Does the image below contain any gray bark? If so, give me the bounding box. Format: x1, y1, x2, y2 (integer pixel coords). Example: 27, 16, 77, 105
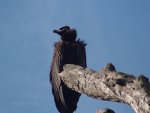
96, 109, 115, 113
59, 64, 150, 113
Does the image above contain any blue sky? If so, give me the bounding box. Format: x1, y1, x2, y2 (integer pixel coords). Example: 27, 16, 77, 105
0, 0, 150, 113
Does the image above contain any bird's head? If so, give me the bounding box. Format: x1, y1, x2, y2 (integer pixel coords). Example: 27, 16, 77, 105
53, 26, 77, 42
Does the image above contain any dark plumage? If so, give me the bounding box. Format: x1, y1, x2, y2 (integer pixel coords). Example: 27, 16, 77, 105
50, 26, 87, 113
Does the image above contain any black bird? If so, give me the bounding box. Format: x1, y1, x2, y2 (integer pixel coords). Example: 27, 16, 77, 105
50, 26, 87, 113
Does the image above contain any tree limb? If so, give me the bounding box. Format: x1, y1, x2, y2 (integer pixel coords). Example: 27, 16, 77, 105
59, 64, 150, 113
96, 109, 115, 113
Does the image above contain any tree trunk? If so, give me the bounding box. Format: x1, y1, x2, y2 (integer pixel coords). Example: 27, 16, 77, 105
59, 64, 150, 113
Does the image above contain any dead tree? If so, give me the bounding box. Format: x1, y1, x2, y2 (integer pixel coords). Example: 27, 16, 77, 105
59, 64, 150, 113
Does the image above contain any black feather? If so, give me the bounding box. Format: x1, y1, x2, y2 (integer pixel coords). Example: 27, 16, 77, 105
50, 26, 87, 113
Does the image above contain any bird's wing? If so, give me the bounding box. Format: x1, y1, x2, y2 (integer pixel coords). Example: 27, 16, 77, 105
76, 41, 87, 68
50, 42, 67, 109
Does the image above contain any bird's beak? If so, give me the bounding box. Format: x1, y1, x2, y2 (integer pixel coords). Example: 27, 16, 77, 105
53, 29, 62, 35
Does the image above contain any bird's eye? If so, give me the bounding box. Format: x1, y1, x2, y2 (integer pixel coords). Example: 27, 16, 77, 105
60, 28, 63, 30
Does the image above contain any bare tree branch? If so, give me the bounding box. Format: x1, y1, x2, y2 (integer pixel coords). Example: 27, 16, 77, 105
96, 109, 115, 113
59, 64, 150, 113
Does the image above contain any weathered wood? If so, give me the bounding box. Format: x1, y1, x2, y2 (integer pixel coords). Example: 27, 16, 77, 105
59, 64, 150, 113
